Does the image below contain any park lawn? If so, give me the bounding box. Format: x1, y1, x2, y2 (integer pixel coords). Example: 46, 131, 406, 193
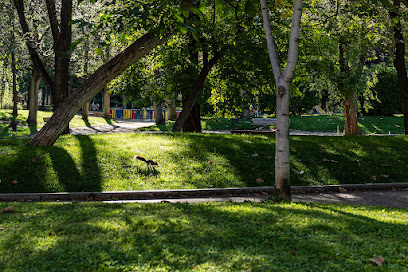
137, 115, 406, 134
0, 109, 114, 139
290, 114, 405, 134
0, 201, 407, 271
1, 133, 408, 194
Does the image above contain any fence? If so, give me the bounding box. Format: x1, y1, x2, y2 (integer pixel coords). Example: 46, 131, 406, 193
110, 108, 181, 121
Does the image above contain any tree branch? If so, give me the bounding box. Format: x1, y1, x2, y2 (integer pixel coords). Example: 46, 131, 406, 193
260, 0, 282, 84
13, 0, 55, 91
283, 0, 304, 83
45, 0, 60, 42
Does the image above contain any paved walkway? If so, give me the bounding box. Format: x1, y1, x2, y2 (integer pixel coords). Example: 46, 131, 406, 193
70, 120, 156, 135
69, 120, 344, 136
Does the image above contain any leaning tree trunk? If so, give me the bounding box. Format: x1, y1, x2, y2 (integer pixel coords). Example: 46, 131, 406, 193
27, 68, 41, 127
390, 0, 408, 134
261, 0, 303, 202
28, 33, 169, 146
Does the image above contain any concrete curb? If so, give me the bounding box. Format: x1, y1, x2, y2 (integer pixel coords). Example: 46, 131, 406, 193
1, 182, 408, 202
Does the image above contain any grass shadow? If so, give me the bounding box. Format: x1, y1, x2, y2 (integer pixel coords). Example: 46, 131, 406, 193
0, 202, 407, 271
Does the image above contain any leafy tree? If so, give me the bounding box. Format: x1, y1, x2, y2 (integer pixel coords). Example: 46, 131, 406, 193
17, 0, 172, 145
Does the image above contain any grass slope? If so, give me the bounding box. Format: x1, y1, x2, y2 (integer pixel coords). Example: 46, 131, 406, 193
0, 202, 407, 271
1, 133, 407, 193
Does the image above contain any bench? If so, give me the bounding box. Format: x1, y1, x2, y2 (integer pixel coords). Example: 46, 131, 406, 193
43, 117, 51, 122
251, 118, 276, 129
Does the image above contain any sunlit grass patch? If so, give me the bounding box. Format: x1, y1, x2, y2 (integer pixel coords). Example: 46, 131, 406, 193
0, 201, 407, 271
1, 133, 408, 194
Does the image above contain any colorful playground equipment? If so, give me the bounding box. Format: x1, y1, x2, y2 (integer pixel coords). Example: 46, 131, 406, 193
110, 107, 181, 121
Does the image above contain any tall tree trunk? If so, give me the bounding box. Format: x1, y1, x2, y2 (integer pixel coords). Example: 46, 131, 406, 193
11, 45, 18, 132
261, 0, 303, 202
342, 93, 360, 135
27, 68, 41, 127
28, 33, 169, 146
390, 0, 408, 134
166, 99, 177, 120
153, 102, 165, 125
183, 103, 201, 132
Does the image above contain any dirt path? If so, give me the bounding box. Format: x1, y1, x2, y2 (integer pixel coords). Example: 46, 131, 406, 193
69, 120, 156, 135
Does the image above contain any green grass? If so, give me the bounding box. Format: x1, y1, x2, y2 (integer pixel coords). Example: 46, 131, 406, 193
290, 114, 405, 134
1, 133, 408, 194
0, 201, 407, 271
0, 109, 115, 139
137, 115, 406, 134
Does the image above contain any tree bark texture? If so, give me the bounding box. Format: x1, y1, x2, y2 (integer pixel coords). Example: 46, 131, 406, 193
103, 87, 111, 119
338, 43, 360, 135
390, 0, 408, 134
82, 102, 89, 121
27, 68, 41, 127
28, 33, 169, 146
14, 0, 72, 134
11, 45, 18, 132
153, 102, 165, 125
342, 93, 360, 135
183, 103, 201, 133
261, 0, 303, 202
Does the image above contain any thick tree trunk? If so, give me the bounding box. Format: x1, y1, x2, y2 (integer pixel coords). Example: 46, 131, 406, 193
342, 93, 360, 135
11, 47, 18, 132
261, 0, 303, 202
166, 99, 177, 120
27, 68, 41, 127
103, 87, 111, 119
28, 33, 169, 146
153, 102, 165, 125
390, 0, 408, 134
183, 103, 201, 133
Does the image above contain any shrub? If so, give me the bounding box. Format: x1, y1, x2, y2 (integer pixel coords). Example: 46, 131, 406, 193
365, 68, 401, 116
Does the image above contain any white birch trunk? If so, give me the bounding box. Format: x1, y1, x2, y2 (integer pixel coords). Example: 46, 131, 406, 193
260, 0, 303, 201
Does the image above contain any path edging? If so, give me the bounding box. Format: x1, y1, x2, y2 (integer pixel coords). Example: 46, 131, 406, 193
1, 182, 407, 202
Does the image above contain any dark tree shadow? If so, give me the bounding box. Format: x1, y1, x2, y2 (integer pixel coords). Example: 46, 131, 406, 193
1, 202, 407, 271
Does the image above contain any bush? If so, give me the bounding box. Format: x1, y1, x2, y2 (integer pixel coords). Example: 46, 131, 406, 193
365, 68, 401, 116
